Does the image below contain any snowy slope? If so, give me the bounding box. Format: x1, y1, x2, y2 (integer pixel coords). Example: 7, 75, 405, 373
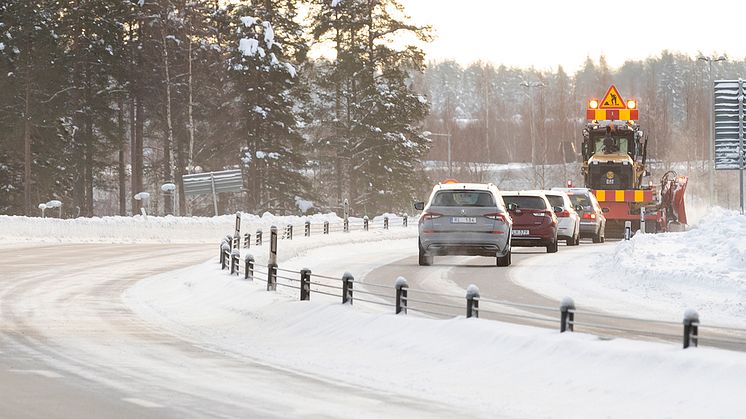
126, 235, 746, 418
512, 208, 746, 326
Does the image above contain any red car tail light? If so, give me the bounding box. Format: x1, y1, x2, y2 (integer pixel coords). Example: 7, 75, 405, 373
483, 213, 509, 223
582, 212, 597, 220
557, 210, 571, 217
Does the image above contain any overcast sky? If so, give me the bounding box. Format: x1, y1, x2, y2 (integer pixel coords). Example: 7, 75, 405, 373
402, 0, 743, 72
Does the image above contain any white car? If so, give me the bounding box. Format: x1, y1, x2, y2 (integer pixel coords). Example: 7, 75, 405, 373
543, 190, 581, 246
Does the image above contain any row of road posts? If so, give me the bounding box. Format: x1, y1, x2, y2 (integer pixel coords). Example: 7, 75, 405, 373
713, 79, 746, 213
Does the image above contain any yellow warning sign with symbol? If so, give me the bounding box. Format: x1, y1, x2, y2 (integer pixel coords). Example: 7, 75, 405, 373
599, 85, 626, 109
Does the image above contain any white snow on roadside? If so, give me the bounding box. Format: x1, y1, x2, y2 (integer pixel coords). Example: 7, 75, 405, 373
512, 208, 746, 326
0, 213, 407, 244
126, 229, 746, 418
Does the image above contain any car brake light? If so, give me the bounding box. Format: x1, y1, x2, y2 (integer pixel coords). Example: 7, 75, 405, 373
532, 212, 551, 217
582, 213, 597, 220
483, 213, 508, 223
558, 210, 570, 217
420, 212, 442, 223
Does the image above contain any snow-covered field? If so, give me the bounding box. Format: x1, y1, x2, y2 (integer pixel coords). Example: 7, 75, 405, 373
126, 232, 746, 417
0, 212, 403, 244
513, 208, 746, 327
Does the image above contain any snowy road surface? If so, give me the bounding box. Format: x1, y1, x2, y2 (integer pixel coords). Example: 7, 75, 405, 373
0, 243, 459, 418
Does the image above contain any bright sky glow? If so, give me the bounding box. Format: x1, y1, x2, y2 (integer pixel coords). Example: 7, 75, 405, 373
402, 0, 744, 72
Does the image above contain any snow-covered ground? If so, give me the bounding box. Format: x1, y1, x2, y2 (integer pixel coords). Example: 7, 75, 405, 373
0, 212, 404, 244
126, 231, 746, 417
513, 208, 746, 327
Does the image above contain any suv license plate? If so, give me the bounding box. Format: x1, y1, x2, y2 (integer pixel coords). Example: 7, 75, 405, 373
451, 217, 476, 224
513, 229, 529, 236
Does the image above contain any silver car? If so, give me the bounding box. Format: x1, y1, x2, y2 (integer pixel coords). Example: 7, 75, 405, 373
415, 182, 512, 267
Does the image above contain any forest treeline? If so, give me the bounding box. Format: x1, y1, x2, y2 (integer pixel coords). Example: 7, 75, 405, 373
1, 0, 741, 217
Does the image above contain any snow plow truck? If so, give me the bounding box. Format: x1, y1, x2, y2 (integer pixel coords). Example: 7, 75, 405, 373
581, 85, 688, 237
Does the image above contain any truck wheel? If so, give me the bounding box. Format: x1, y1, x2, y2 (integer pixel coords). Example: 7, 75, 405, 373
546, 241, 558, 253
418, 241, 433, 266
497, 249, 511, 267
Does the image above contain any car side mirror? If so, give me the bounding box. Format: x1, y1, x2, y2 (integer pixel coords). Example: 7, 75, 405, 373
414, 201, 425, 211
575, 204, 583, 212
507, 203, 518, 211
554, 206, 564, 213
602, 207, 610, 213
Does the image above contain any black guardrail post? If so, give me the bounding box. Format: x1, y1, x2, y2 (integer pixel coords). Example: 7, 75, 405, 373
342, 272, 354, 305
403, 213, 408, 227
384, 216, 389, 230
256, 229, 263, 246
244, 233, 251, 249
221, 242, 230, 270
624, 221, 632, 240
363, 216, 369, 231
244, 254, 254, 280
323, 221, 329, 234
230, 250, 240, 275
466, 284, 480, 318
395, 276, 408, 315
300, 268, 311, 301
560, 297, 575, 332
267, 226, 278, 291
219, 241, 227, 265
286, 224, 293, 240
683, 309, 700, 349
343, 218, 349, 233
305, 221, 311, 237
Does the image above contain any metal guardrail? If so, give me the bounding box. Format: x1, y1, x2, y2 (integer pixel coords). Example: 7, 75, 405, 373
217, 228, 746, 352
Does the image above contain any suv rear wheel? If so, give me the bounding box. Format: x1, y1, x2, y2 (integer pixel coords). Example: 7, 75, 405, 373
496, 249, 511, 267
546, 240, 558, 253
593, 228, 603, 243
418, 240, 433, 266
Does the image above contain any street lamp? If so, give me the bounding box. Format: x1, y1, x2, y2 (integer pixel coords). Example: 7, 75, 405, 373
423, 131, 453, 177
521, 81, 545, 189
698, 54, 727, 207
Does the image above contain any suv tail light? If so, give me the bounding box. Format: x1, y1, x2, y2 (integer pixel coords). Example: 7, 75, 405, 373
582, 212, 597, 220
557, 210, 571, 217
419, 212, 442, 224
483, 213, 509, 223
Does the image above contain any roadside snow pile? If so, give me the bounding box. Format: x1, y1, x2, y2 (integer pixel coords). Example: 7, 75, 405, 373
611, 208, 746, 324
0, 212, 404, 244
127, 252, 746, 418
511, 208, 746, 326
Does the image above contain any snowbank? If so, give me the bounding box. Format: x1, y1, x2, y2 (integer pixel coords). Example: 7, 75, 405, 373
127, 251, 746, 418
0, 213, 407, 244
512, 208, 746, 326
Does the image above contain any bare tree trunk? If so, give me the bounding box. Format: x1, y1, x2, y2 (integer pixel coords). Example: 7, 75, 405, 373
118, 97, 126, 216
184, 14, 194, 215
160, 22, 175, 215
23, 73, 32, 215
84, 67, 94, 217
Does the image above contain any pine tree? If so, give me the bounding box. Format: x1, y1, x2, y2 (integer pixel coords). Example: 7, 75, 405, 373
225, 1, 312, 214
309, 0, 432, 213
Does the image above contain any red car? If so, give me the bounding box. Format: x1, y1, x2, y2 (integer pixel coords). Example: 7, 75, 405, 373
501, 191, 560, 253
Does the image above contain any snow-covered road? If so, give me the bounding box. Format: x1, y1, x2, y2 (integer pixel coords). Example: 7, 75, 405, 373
0, 243, 458, 418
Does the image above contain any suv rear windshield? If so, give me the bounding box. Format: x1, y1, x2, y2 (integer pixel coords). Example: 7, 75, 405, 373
567, 193, 592, 209
502, 196, 547, 210
431, 191, 496, 207
545, 195, 565, 208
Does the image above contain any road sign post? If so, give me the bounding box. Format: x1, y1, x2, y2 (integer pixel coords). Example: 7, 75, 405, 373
713, 80, 746, 213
